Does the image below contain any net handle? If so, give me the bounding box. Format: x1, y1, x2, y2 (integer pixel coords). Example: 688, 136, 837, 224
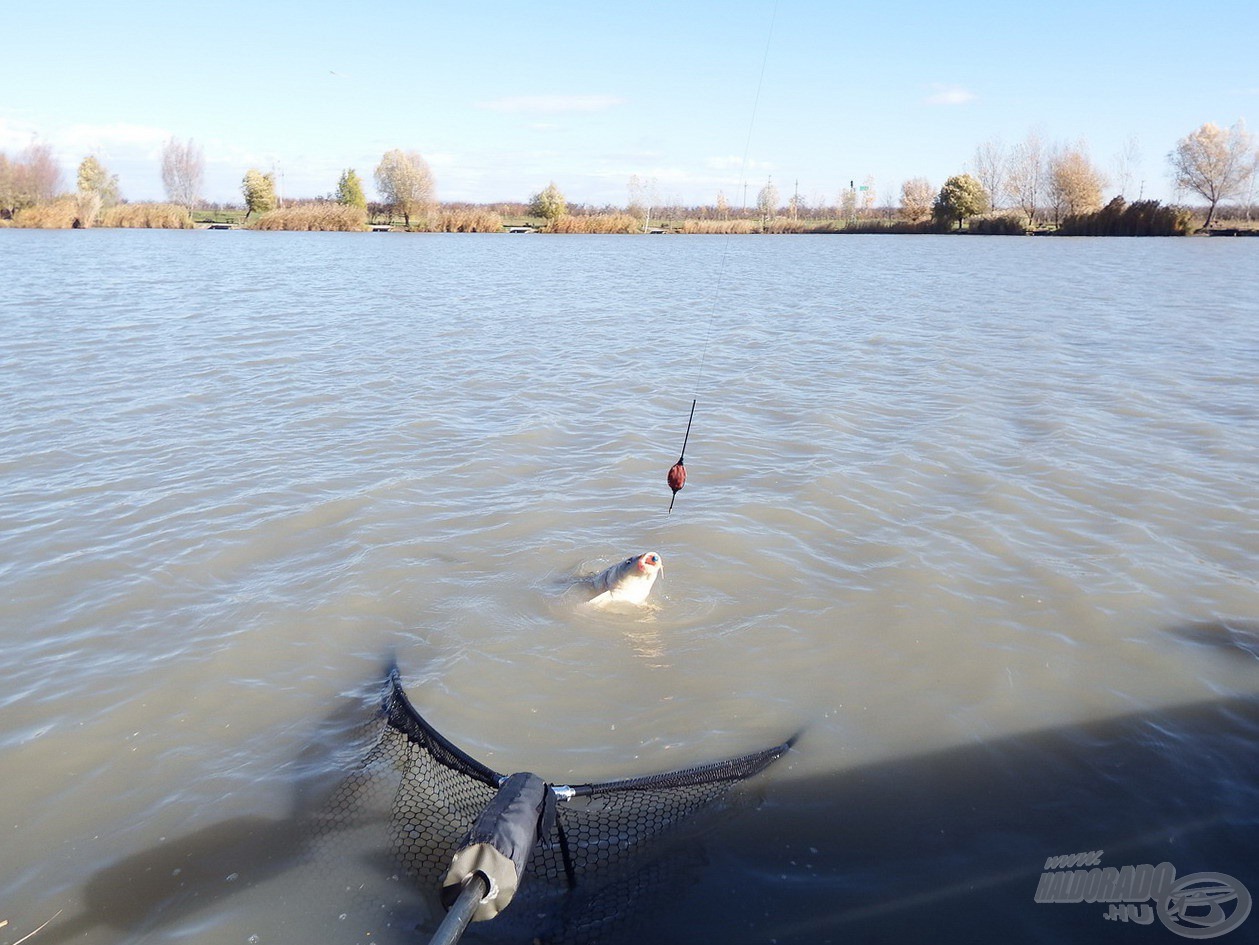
427, 873, 489, 945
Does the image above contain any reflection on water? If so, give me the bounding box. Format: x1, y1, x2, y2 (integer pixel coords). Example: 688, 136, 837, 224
0, 230, 1256, 943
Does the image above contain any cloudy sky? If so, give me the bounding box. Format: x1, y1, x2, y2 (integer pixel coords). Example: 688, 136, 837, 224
3, 0, 1256, 207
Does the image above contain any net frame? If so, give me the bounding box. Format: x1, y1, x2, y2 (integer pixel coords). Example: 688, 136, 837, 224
379, 667, 794, 894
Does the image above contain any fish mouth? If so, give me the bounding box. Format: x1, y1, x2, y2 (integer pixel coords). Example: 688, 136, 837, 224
639, 552, 662, 574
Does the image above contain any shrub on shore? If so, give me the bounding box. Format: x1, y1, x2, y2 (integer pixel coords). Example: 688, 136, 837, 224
841, 219, 938, 234
968, 214, 1027, 235
249, 204, 368, 231
1057, 197, 1192, 236
99, 203, 194, 228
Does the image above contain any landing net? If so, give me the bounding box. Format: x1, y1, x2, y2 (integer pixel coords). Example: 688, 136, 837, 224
316, 668, 793, 942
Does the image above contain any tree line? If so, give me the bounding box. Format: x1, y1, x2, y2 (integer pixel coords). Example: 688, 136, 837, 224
924, 122, 1256, 230
2, 121, 1255, 231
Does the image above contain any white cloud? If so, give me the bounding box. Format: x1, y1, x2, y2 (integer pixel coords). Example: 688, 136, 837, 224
60, 122, 171, 155
0, 115, 42, 150
923, 84, 977, 106
706, 155, 772, 172
476, 94, 625, 113
611, 165, 692, 185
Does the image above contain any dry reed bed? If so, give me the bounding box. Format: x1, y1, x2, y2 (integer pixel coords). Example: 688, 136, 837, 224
547, 213, 640, 233
250, 205, 368, 231
12, 200, 193, 228
101, 203, 193, 228
12, 198, 80, 228
434, 208, 503, 232
682, 218, 852, 233
681, 219, 757, 233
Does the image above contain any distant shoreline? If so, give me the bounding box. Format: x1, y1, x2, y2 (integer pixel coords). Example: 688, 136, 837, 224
186, 224, 1259, 236
4, 200, 1256, 237
5, 221, 1256, 237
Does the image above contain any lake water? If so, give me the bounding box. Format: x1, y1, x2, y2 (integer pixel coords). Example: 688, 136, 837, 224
1, 229, 1256, 944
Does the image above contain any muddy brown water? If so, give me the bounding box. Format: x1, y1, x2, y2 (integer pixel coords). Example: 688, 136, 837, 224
2, 230, 1256, 943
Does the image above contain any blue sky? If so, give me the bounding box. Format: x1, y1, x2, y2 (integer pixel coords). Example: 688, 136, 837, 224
3, 0, 1256, 208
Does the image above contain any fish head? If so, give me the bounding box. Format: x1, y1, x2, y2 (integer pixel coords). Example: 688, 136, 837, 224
636, 552, 663, 578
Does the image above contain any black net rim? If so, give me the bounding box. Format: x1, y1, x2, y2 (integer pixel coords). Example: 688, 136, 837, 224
562, 737, 796, 796
384, 667, 505, 789
383, 666, 797, 796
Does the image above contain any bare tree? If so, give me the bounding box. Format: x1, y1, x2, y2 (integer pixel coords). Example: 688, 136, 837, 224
859, 175, 877, 217
627, 174, 645, 219
627, 174, 659, 228
0, 152, 28, 218
971, 138, 1006, 211
881, 186, 897, 220
1168, 121, 1256, 228
22, 142, 62, 204
1047, 142, 1105, 223
374, 149, 435, 228
0, 153, 13, 218
1112, 134, 1141, 199
660, 191, 684, 225
0, 143, 62, 216
838, 183, 857, 224
899, 177, 934, 222
756, 177, 779, 230
1245, 152, 1259, 222
161, 138, 204, 210
1004, 132, 1044, 225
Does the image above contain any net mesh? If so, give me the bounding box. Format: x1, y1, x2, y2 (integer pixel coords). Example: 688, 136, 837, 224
310, 668, 792, 942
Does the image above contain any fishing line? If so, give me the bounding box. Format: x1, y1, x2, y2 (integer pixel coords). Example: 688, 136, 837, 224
667, 1, 778, 512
